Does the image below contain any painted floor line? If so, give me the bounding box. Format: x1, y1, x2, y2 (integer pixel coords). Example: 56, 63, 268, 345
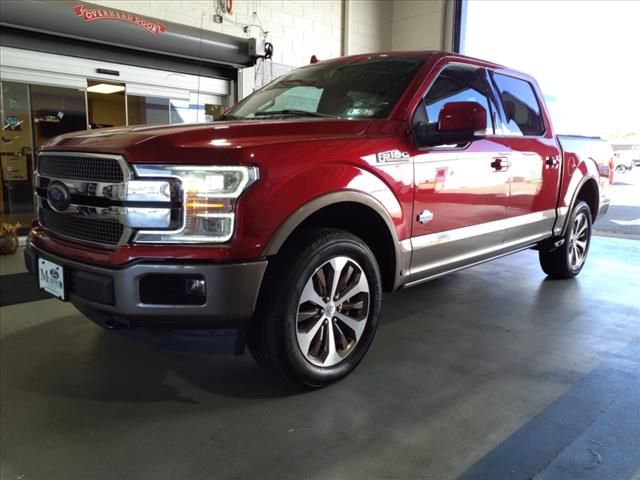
458, 339, 640, 480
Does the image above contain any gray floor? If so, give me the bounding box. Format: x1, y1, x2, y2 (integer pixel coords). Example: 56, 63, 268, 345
1, 236, 639, 480
0, 245, 27, 276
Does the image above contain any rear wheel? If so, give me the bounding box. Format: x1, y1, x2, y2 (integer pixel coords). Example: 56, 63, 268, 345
539, 201, 592, 279
249, 228, 382, 387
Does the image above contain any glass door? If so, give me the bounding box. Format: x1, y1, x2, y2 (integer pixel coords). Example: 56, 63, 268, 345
127, 95, 170, 125
1, 81, 34, 232
31, 84, 87, 149
170, 92, 228, 124
1, 82, 90, 231
87, 80, 126, 128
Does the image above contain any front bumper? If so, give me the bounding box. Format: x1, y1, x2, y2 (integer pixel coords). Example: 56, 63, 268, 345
24, 243, 267, 329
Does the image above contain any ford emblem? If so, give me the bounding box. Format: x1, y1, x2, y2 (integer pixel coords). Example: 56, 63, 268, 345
47, 181, 72, 212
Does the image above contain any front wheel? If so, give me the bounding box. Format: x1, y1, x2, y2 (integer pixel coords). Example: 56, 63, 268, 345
249, 228, 382, 387
539, 201, 592, 279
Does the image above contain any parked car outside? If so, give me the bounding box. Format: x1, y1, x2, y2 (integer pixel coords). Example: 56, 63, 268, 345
613, 151, 634, 172
612, 143, 640, 171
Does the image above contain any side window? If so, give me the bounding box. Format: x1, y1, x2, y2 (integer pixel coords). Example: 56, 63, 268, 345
492, 73, 545, 136
423, 66, 495, 135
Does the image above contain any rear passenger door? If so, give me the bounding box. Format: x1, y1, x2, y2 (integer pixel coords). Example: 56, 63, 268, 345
490, 72, 562, 245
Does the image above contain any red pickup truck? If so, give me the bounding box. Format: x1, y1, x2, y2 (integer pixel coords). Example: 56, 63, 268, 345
25, 51, 613, 386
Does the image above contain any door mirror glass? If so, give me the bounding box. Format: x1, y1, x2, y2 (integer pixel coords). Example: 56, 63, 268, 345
438, 101, 487, 132
415, 101, 488, 147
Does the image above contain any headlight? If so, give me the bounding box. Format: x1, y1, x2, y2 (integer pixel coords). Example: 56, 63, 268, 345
132, 165, 259, 244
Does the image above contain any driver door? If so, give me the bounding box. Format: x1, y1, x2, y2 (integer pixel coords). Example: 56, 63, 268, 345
408, 65, 511, 281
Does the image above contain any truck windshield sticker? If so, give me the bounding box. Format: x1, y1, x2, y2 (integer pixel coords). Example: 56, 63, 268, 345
74, 5, 167, 36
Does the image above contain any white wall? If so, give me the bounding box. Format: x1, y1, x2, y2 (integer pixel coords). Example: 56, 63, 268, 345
392, 0, 448, 51
345, 0, 393, 55
345, 0, 452, 54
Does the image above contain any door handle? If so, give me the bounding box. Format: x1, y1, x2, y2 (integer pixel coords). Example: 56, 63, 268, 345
546, 155, 560, 167
491, 157, 511, 171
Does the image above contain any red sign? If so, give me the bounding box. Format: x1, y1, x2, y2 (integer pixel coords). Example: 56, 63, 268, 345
74, 5, 166, 36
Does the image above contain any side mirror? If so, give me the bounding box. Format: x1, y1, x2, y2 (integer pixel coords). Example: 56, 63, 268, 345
414, 101, 488, 148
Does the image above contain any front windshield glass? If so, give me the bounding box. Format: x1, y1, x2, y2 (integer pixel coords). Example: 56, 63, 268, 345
224, 56, 426, 120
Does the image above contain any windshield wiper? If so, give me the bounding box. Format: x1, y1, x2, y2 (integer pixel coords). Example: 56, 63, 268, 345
253, 109, 337, 118
217, 114, 242, 121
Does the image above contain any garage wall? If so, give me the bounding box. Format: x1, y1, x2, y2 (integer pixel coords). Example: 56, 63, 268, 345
345, 0, 454, 54
93, 1, 453, 63
92, 0, 453, 96
392, 0, 449, 51
345, 0, 393, 55
91, 1, 342, 68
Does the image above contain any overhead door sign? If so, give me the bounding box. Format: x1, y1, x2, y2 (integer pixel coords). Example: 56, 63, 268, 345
74, 5, 166, 36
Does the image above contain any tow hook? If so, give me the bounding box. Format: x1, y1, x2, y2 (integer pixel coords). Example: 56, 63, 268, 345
554, 238, 566, 248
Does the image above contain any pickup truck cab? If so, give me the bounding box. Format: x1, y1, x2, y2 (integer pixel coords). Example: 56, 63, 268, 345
25, 51, 613, 386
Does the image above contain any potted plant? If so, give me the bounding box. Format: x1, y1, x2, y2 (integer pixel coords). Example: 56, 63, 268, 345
0, 222, 21, 255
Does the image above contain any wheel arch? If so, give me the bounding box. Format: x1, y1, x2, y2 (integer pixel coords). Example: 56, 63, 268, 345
575, 177, 599, 221
262, 191, 408, 292
559, 175, 600, 236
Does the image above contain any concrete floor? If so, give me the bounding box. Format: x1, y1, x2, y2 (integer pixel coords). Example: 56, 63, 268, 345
1, 236, 639, 480
0, 244, 27, 276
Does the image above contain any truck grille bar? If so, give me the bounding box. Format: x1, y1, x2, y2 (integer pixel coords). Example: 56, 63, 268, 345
38, 153, 125, 183
39, 208, 125, 247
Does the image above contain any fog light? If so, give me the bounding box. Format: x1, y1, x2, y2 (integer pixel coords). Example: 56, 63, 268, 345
187, 278, 206, 296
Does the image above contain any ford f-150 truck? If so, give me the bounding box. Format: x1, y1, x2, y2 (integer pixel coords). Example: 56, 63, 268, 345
25, 51, 613, 386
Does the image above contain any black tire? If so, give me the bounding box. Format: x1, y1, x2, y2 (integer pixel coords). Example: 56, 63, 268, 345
248, 228, 382, 387
539, 201, 592, 279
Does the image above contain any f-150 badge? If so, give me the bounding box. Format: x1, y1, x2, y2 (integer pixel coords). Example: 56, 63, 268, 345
376, 150, 410, 163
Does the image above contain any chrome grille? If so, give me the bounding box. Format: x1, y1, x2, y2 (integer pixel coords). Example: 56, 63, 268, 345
35, 152, 178, 249
38, 154, 125, 183
40, 208, 125, 247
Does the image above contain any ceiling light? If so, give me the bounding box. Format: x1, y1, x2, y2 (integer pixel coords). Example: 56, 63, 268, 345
87, 83, 125, 94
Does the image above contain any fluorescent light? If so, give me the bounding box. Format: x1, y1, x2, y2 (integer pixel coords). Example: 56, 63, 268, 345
87, 83, 125, 94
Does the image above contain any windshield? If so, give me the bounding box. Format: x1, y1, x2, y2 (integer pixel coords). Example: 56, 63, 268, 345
223, 56, 426, 120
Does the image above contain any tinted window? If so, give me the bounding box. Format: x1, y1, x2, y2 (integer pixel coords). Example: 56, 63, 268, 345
422, 66, 495, 135
225, 57, 425, 120
493, 73, 545, 136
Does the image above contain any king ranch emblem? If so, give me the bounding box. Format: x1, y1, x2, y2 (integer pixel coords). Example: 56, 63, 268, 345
74, 5, 166, 36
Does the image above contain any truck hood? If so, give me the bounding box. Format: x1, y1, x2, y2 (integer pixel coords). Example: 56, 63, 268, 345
43, 119, 372, 164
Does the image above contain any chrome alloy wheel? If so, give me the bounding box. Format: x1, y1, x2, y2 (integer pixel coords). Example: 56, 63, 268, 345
296, 256, 370, 367
568, 211, 589, 270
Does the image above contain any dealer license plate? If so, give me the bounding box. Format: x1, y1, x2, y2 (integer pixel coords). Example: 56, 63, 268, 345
38, 258, 65, 300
